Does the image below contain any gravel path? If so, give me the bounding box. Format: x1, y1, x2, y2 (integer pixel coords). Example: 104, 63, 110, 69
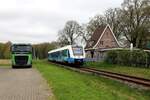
0, 67, 54, 100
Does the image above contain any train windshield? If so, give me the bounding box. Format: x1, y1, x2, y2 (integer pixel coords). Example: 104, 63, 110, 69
72, 46, 83, 56
12, 45, 32, 52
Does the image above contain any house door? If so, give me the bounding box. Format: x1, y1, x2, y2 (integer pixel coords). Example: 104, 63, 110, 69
91, 51, 94, 58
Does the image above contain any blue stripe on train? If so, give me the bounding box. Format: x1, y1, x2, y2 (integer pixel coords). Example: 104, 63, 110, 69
67, 58, 74, 63
67, 58, 83, 64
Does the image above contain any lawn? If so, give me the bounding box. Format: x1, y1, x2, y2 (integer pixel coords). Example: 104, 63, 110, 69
84, 62, 150, 80
34, 60, 150, 100
0, 59, 11, 67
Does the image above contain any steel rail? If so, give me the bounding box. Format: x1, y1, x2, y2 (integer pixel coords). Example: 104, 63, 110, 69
48, 61, 150, 88
80, 67, 150, 87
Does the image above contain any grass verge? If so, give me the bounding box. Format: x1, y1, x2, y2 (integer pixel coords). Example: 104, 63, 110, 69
84, 62, 150, 80
34, 60, 150, 100
0, 59, 11, 67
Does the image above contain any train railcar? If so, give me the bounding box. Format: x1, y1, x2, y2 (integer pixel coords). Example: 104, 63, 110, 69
48, 45, 85, 65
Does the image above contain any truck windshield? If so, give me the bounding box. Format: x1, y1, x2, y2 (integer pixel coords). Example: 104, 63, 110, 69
12, 45, 32, 52
72, 46, 83, 56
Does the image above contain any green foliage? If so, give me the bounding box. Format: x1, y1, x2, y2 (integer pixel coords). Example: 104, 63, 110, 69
33, 42, 57, 59
147, 52, 150, 66
105, 50, 118, 64
105, 50, 150, 67
0, 42, 11, 59
3, 42, 11, 59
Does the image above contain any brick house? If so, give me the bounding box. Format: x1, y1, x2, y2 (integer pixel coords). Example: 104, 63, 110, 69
85, 24, 121, 61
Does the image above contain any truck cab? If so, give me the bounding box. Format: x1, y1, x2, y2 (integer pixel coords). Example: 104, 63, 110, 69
11, 44, 32, 68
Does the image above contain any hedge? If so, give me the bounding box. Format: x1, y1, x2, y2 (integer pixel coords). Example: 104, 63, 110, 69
105, 50, 150, 67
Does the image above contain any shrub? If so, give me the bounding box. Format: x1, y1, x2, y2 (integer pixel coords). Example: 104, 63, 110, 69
146, 52, 150, 67
105, 50, 117, 64
105, 49, 150, 68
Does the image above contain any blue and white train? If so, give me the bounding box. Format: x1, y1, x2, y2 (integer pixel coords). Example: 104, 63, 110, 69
48, 45, 85, 65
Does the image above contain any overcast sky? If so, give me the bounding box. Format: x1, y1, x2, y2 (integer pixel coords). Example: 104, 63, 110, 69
0, 0, 123, 44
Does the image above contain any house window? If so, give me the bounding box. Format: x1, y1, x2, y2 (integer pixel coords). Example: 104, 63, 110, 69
100, 41, 103, 45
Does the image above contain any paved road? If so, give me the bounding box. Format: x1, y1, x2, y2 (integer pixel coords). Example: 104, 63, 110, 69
0, 67, 53, 100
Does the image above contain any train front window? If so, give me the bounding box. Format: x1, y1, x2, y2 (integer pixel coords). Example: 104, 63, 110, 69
72, 47, 83, 56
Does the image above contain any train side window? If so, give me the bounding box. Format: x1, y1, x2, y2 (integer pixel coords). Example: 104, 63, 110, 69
62, 50, 65, 57
65, 50, 68, 57
58, 51, 61, 58
62, 50, 68, 57
67, 50, 70, 57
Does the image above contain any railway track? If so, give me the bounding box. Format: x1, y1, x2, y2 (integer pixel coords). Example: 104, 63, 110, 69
49, 61, 150, 88
80, 67, 150, 88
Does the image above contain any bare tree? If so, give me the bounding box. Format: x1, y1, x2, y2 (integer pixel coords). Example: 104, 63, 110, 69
80, 15, 107, 45
86, 15, 106, 35
120, 0, 150, 48
105, 8, 123, 39
58, 20, 82, 46
82, 13, 122, 45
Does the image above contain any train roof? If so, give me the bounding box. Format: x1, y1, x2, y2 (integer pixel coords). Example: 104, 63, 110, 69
48, 45, 72, 54
48, 45, 83, 54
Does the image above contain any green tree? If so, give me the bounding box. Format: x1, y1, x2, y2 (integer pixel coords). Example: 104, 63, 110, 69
0, 43, 4, 59
3, 41, 11, 59
32, 42, 56, 59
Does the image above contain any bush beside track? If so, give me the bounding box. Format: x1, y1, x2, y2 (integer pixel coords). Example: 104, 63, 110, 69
34, 60, 150, 100
105, 50, 150, 67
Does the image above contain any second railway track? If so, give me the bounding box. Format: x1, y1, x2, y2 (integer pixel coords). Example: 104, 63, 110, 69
80, 67, 150, 88
49, 61, 150, 88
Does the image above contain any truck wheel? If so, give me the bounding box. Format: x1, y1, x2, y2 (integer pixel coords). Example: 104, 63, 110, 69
12, 65, 16, 68
28, 65, 32, 68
